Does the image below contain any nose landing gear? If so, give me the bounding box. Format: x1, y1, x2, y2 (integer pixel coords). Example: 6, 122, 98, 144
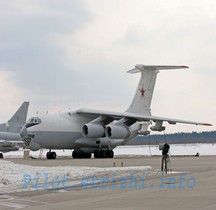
46, 150, 56, 159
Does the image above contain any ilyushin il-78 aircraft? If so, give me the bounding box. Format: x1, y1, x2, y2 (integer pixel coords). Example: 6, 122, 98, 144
20, 65, 212, 159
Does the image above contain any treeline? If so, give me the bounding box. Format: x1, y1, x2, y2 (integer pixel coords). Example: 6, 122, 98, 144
127, 131, 216, 145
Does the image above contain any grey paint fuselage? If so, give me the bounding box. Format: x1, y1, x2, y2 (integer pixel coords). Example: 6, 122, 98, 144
27, 111, 141, 152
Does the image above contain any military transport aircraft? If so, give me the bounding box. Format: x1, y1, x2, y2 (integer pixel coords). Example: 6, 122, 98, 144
0, 102, 29, 158
20, 65, 212, 159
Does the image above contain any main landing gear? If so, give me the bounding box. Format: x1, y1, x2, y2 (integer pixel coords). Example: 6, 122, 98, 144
46, 150, 114, 159
46, 150, 56, 159
0, 153, 3, 158
72, 151, 91, 159
94, 150, 114, 158
71, 150, 114, 159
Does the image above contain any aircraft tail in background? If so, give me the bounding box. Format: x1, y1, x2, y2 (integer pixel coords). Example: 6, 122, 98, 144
0, 102, 29, 133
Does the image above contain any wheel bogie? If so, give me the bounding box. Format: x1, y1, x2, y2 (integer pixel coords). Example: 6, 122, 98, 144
72, 151, 91, 159
94, 150, 114, 158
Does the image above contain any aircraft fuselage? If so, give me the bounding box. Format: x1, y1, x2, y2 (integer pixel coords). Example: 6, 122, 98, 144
25, 111, 138, 153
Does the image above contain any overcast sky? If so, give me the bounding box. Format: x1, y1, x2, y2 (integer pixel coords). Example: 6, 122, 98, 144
0, 0, 215, 133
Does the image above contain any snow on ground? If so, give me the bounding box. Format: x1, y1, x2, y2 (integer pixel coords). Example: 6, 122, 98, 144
114, 143, 216, 156
0, 159, 152, 194
0, 144, 215, 194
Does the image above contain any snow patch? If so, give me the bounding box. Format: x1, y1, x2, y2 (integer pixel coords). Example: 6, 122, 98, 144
0, 159, 152, 194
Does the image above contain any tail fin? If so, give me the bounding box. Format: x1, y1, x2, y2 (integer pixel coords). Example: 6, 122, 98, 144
126, 64, 188, 115
0, 102, 29, 133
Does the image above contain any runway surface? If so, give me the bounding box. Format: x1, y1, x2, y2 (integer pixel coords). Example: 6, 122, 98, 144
0, 156, 216, 210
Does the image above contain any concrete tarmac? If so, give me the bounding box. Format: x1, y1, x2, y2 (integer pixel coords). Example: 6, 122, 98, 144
1, 156, 216, 210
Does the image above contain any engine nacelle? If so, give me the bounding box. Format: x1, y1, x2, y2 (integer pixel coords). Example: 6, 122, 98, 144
105, 125, 130, 139
150, 125, 165, 132
82, 123, 105, 138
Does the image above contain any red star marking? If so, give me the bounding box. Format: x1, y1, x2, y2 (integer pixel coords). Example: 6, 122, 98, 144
139, 85, 145, 99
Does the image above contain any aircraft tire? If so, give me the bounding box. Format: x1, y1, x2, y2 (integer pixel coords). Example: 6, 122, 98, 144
72, 151, 79, 158
107, 150, 114, 158
46, 152, 51, 159
73, 151, 91, 159
51, 152, 57, 159
94, 151, 112, 158
0, 153, 3, 158
100, 151, 107, 158
84, 153, 92, 158
46, 151, 56, 159
94, 151, 100, 158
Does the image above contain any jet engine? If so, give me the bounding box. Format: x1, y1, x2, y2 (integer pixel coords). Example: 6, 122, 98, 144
105, 125, 130, 139
82, 123, 105, 138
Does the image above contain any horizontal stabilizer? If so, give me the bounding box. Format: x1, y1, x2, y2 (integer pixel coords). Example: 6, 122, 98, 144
128, 64, 189, 74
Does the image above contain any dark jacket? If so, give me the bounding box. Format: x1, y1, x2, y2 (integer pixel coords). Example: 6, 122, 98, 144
162, 143, 170, 155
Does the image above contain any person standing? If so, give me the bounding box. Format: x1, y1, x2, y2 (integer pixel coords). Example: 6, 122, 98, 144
161, 143, 170, 173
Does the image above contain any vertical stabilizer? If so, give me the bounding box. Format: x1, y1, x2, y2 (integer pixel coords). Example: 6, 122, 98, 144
126, 64, 188, 115
0, 102, 29, 133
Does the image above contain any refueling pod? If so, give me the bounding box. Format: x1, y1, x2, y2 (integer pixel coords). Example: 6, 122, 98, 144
150, 121, 165, 132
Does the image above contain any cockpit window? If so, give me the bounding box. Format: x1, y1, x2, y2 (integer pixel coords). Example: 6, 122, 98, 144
28, 117, 41, 124
26, 117, 42, 128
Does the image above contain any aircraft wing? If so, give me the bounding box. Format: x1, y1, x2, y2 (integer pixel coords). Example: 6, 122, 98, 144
0, 140, 24, 153
76, 108, 212, 127
0, 132, 24, 147
0, 140, 23, 144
